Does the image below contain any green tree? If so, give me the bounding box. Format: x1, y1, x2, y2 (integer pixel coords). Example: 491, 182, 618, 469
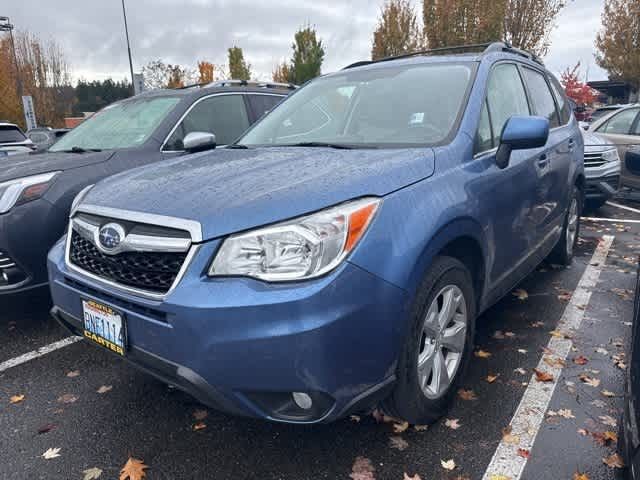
290, 26, 325, 84
502, 0, 565, 56
228, 46, 252, 80
371, 0, 421, 60
595, 0, 640, 89
272, 61, 293, 83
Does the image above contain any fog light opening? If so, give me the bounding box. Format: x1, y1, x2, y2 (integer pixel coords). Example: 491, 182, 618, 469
292, 392, 313, 410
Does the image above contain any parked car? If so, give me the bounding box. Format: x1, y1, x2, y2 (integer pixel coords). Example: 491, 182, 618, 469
620, 261, 640, 478
582, 130, 621, 210
27, 127, 70, 151
588, 104, 640, 190
49, 42, 584, 424
589, 104, 627, 123
0, 81, 291, 294
0, 122, 36, 157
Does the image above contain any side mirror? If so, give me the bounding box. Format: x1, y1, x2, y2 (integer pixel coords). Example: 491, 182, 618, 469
495, 116, 549, 169
183, 132, 216, 153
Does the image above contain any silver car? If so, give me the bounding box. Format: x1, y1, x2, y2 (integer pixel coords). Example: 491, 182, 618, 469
582, 130, 621, 210
0, 122, 35, 157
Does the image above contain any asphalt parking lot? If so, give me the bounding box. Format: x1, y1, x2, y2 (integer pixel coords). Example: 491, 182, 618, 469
1, 201, 638, 480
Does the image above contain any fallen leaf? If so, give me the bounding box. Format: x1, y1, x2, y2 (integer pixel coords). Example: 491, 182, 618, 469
543, 356, 565, 368
579, 374, 600, 387
119, 457, 148, 480
514, 368, 526, 375
445, 418, 461, 430
97, 385, 112, 394
393, 421, 409, 433
573, 472, 590, 480
414, 425, 429, 432
549, 330, 571, 339
517, 448, 530, 459
42, 447, 61, 459
577, 428, 589, 436
193, 422, 206, 431
371, 408, 400, 424
591, 430, 617, 446
57, 393, 78, 404
533, 368, 554, 382
601, 390, 617, 398
557, 409, 575, 419
595, 347, 609, 355
557, 291, 572, 301
486, 374, 500, 383
440, 459, 456, 471
457, 389, 477, 401
389, 436, 409, 451
403, 474, 421, 480
193, 409, 208, 421
512, 289, 528, 300
9, 394, 25, 404
350, 456, 375, 480
475, 349, 492, 358
517, 348, 528, 354
66, 370, 80, 378
501, 426, 520, 445
590, 399, 606, 408
573, 355, 589, 365
350, 415, 361, 423
489, 476, 512, 480
83, 467, 103, 480
529, 321, 545, 328
602, 453, 624, 469
493, 331, 506, 339
37, 424, 56, 434
599, 415, 617, 427
505, 331, 516, 338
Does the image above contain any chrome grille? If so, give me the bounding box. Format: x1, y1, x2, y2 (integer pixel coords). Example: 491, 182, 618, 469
584, 152, 606, 168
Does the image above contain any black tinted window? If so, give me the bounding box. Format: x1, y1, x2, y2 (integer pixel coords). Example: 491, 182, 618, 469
165, 94, 250, 150
0, 126, 26, 143
486, 64, 530, 146
548, 75, 571, 125
248, 95, 283, 119
521, 68, 560, 128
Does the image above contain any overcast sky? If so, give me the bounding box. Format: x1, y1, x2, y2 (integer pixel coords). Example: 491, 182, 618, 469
5, 0, 608, 84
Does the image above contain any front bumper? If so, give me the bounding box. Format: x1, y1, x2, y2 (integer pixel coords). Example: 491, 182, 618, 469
48, 239, 408, 423
0, 198, 67, 294
585, 160, 621, 201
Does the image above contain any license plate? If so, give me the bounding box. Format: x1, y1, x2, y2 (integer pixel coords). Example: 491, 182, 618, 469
82, 299, 126, 355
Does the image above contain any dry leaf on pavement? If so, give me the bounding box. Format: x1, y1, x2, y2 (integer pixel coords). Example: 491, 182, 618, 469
42, 447, 61, 459
517, 448, 530, 459
514, 368, 526, 375
512, 289, 528, 300
501, 426, 520, 445
579, 374, 600, 387
414, 424, 429, 432
350, 415, 361, 423
489, 476, 512, 480
350, 456, 375, 480
193, 422, 207, 431
573, 355, 589, 365
591, 431, 617, 446
66, 370, 80, 378
393, 421, 409, 433
120, 457, 149, 480
601, 390, 617, 398
474, 349, 492, 358
573, 472, 590, 480
83, 467, 103, 480
458, 389, 477, 401
9, 394, 25, 404
599, 415, 617, 427
97, 385, 113, 394
486, 374, 500, 383
533, 368, 554, 382
602, 453, 624, 469
57, 393, 78, 404
389, 436, 409, 451
37, 424, 56, 434
440, 459, 456, 471
403, 474, 421, 480
445, 418, 461, 430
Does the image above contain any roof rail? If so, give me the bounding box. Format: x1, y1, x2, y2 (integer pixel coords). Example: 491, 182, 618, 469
342, 41, 543, 70
205, 79, 298, 90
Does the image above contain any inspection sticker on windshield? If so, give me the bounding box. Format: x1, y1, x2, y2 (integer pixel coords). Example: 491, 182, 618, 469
82, 300, 125, 355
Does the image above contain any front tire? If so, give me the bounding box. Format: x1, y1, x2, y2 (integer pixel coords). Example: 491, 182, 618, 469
383, 256, 476, 424
548, 186, 581, 266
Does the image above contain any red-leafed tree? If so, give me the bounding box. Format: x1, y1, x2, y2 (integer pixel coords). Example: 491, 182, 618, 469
560, 62, 598, 106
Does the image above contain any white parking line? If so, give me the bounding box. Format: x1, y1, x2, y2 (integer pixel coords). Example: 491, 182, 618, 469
582, 216, 640, 224
0, 336, 82, 373
481, 235, 614, 480
607, 200, 640, 215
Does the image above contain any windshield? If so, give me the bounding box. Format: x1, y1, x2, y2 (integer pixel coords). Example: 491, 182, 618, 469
50, 96, 180, 152
239, 63, 473, 148
0, 126, 26, 143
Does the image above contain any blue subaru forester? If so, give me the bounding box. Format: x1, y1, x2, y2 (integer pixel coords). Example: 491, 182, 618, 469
48, 42, 584, 424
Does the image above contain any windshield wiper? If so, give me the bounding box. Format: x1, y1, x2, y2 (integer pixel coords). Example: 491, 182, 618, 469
226, 144, 248, 149
61, 146, 102, 153
284, 142, 354, 150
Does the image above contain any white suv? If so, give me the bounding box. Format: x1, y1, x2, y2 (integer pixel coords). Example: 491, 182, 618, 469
0, 122, 35, 157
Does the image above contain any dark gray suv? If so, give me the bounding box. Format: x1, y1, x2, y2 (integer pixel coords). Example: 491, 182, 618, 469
0, 81, 292, 294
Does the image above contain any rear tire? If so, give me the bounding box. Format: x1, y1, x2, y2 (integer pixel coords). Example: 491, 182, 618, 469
383, 256, 476, 424
548, 186, 581, 266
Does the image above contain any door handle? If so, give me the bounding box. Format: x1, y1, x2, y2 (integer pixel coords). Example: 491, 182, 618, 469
537, 154, 549, 167
568, 138, 575, 152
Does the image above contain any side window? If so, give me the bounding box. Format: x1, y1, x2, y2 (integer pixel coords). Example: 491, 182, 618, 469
248, 95, 283, 120
486, 63, 530, 146
521, 68, 560, 128
598, 108, 640, 135
475, 100, 493, 153
164, 94, 250, 150
548, 75, 571, 124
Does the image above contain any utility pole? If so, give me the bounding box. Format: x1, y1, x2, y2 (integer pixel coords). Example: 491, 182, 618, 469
121, 0, 135, 95
0, 16, 22, 98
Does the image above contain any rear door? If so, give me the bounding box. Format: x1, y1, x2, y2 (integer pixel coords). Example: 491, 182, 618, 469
246, 94, 284, 123
520, 66, 574, 238
594, 107, 640, 188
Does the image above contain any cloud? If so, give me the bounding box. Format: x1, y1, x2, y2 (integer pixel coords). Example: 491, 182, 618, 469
5, 0, 607, 83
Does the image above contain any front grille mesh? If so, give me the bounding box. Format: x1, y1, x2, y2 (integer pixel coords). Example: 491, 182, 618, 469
69, 232, 187, 294
584, 152, 606, 168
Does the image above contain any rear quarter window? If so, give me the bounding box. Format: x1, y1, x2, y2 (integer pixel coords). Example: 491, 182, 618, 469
0, 126, 26, 143
548, 75, 571, 125
521, 67, 560, 128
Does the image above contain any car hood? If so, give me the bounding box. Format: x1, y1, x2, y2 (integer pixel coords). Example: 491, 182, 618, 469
83, 147, 435, 240
0, 150, 115, 183
582, 131, 614, 152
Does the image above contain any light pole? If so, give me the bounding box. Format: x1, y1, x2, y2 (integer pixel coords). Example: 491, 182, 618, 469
0, 16, 22, 99
121, 0, 135, 95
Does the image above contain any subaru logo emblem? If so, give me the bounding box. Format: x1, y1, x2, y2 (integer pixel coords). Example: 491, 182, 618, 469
97, 223, 125, 254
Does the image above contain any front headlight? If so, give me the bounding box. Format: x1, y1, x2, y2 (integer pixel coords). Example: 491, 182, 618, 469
0, 172, 60, 214
601, 149, 620, 163
209, 197, 380, 281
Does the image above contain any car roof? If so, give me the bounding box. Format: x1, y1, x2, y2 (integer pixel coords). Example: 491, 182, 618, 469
0, 122, 20, 128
